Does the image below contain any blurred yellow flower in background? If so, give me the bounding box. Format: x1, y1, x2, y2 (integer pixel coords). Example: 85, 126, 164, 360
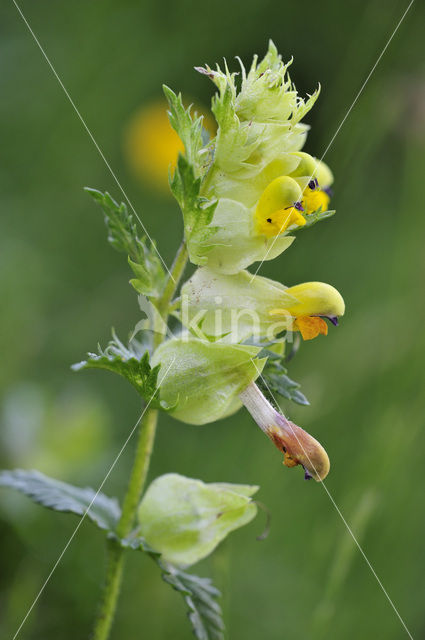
124, 99, 215, 193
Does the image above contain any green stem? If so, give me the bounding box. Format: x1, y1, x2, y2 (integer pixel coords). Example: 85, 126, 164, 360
116, 408, 158, 539
92, 540, 125, 640
156, 240, 188, 320
91, 240, 188, 640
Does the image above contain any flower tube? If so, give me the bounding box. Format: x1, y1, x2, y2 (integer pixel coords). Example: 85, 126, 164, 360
239, 382, 330, 481
180, 267, 344, 342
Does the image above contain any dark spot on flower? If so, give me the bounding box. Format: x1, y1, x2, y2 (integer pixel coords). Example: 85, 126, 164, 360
294, 201, 304, 211
308, 179, 317, 190
326, 316, 339, 326
267, 218, 272, 223
303, 467, 313, 480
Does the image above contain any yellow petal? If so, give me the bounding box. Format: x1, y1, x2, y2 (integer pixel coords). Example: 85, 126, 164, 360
289, 151, 334, 187
302, 187, 330, 214
285, 281, 345, 318
255, 176, 303, 237
294, 316, 328, 340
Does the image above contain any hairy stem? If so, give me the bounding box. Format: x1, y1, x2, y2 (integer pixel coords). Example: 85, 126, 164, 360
91, 240, 188, 640
116, 408, 158, 539
156, 240, 188, 322
92, 540, 125, 640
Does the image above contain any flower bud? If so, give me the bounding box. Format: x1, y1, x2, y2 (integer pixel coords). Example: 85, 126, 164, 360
151, 337, 266, 425
239, 382, 330, 481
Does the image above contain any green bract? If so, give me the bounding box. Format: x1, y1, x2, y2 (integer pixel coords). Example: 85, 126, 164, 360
151, 337, 266, 425
137, 473, 258, 567
166, 40, 334, 274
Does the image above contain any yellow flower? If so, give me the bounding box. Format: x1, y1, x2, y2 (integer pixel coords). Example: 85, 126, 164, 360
124, 99, 214, 193
302, 181, 330, 214
269, 281, 345, 341
255, 176, 306, 237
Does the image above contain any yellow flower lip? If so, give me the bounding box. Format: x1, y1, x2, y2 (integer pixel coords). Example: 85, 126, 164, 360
255, 176, 305, 237
268, 281, 345, 340
284, 281, 345, 318
301, 183, 330, 215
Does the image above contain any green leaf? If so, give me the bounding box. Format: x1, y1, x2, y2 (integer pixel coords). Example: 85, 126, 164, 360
85, 188, 166, 297
259, 348, 309, 406
296, 208, 336, 230
72, 331, 167, 409
211, 84, 259, 173
160, 563, 224, 640
170, 155, 218, 264
162, 86, 207, 177
0, 469, 121, 531
113, 532, 224, 639
197, 62, 259, 173
162, 89, 218, 265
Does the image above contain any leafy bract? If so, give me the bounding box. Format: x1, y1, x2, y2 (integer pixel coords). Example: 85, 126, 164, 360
0, 469, 120, 531
170, 155, 218, 265
259, 348, 309, 406
72, 332, 167, 409
119, 529, 226, 640
160, 563, 225, 640
163, 86, 208, 178
297, 208, 336, 230
85, 188, 166, 298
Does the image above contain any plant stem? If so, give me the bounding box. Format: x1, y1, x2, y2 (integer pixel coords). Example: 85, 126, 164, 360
116, 408, 158, 539
91, 240, 188, 640
156, 240, 188, 321
92, 540, 125, 640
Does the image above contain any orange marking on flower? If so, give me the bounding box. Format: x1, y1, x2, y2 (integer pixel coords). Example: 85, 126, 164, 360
283, 451, 298, 468
294, 316, 328, 340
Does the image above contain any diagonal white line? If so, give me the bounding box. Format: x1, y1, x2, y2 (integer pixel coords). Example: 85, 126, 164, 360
250, 0, 414, 282
249, 359, 414, 639
11, 0, 175, 283
11, 358, 175, 640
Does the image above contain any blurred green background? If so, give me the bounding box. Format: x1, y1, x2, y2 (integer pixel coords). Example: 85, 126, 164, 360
1, 0, 424, 638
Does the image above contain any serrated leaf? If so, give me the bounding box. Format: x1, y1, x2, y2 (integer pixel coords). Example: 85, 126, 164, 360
114, 529, 225, 639
163, 86, 207, 177
0, 469, 121, 531
211, 84, 259, 172
170, 155, 218, 264
85, 188, 166, 297
159, 562, 224, 640
259, 348, 309, 406
297, 208, 335, 230
72, 331, 167, 409
110, 531, 161, 556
